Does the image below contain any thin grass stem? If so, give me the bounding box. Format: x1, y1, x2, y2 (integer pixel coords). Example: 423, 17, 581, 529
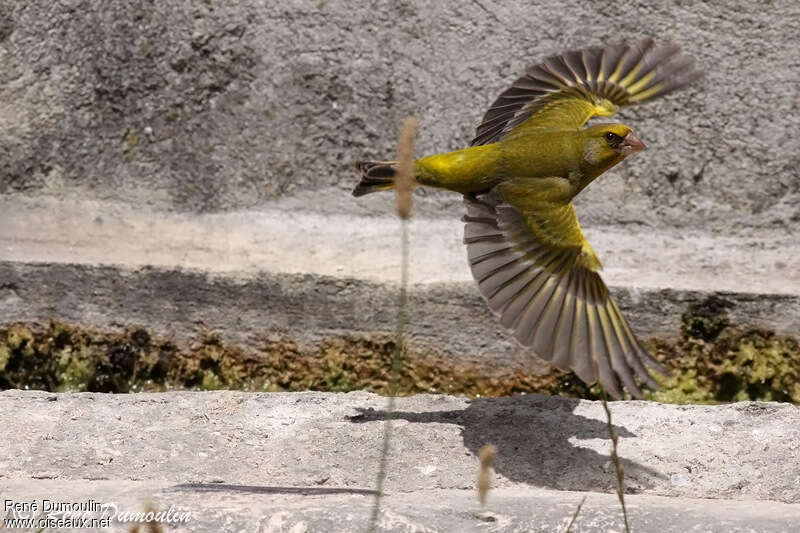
562, 495, 587, 533
600, 390, 630, 533
366, 116, 417, 532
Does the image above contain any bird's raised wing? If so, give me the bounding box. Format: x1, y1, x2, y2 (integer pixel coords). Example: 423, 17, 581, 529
462, 183, 663, 398
471, 38, 703, 146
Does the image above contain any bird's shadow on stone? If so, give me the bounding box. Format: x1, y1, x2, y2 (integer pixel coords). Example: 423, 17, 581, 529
349, 394, 662, 494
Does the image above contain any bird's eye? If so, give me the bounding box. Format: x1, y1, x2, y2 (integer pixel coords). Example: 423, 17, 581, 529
605, 131, 623, 146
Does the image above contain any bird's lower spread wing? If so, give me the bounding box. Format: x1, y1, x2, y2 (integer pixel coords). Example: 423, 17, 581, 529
462, 188, 664, 398
471, 38, 704, 146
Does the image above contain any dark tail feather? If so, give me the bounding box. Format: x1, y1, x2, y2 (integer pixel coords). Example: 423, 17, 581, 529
352, 160, 397, 197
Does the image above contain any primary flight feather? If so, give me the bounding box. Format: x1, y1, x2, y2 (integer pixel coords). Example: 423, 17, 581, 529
352, 38, 703, 399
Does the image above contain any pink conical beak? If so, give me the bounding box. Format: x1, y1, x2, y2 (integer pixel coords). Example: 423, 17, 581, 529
620, 132, 646, 155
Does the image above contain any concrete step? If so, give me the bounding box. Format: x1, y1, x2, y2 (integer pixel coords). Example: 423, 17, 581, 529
2, 196, 799, 294
1, 390, 799, 531
2, 197, 799, 379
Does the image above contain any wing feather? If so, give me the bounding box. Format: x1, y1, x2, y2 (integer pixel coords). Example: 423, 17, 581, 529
530, 271, 572, 355
601, 302, 644, 398
569, 273, 596, 384
585, 275, 620, 398
471, 38, 703, 146
515, 275, 561, 343
550, 270, 578, 369
463, 188, 663, 398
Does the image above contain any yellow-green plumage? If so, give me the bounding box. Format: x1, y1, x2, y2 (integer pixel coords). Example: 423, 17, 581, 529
353, 38, 703, 399
414, 143, 501, 194
415, 124, 635, 199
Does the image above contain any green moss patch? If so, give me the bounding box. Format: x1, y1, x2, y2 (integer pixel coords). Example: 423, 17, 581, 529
1, 303, 798, 403
0, 322, 588, 396
646, 296, 800, 404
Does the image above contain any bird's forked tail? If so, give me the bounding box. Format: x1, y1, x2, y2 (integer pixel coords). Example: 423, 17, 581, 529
352, 160, 398, 197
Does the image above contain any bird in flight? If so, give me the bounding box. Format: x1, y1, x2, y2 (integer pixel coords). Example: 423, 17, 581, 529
352, 38, 703, 399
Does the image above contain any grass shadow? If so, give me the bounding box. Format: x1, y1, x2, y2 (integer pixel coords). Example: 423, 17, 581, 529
169, 483, 378, 496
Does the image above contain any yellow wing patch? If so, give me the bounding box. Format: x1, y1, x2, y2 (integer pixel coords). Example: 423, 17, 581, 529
461, 187, 664, 398
471, 38, 703, 145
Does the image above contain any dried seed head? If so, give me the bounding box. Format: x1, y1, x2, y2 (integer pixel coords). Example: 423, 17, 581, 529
477, 443, 497, 507
395, 115, 418, 219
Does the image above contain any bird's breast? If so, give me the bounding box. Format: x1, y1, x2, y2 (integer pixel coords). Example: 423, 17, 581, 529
499, 131, 581, 179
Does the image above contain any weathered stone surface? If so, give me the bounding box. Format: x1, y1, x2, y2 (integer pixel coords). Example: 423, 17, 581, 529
1, 197, 799, 380
2, 196, 799, 296
1, 1, 798, 395
1, 3, 799, 529
3, 258, 799, 380
3, 481, 800, 532
1, 391, 799, 531
0, 1, 798, 229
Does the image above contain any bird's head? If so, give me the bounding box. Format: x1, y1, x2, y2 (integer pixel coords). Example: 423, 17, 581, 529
580, 123, 646, 177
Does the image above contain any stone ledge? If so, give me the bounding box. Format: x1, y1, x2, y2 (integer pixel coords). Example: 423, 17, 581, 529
2, 197, 798, 295
1, 391, 799, 532
3, 260, 800, 385
3, 482, 799, 532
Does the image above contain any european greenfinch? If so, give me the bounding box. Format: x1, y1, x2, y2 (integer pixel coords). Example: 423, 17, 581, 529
353, 38, 703, 399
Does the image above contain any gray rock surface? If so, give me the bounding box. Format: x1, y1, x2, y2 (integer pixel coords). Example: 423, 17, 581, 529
2, 196, 799, 296
1, 197, 798, 377
1, 390, 800, 531
3, 257, 799, 378
1, 1, 799, 229
2, 3, 800, 530
1, 1, 798, 379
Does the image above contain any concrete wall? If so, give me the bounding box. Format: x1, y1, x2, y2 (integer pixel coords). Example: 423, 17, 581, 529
1, 1, 798, 228
1, 2, 798, 378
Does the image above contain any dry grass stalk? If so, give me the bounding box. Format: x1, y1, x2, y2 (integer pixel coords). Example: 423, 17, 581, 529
601, 391, 630, 533
562, 496, 587, 533
477, 443, 497, 508
367, 115, 417, 533
394, 116, 418, 219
